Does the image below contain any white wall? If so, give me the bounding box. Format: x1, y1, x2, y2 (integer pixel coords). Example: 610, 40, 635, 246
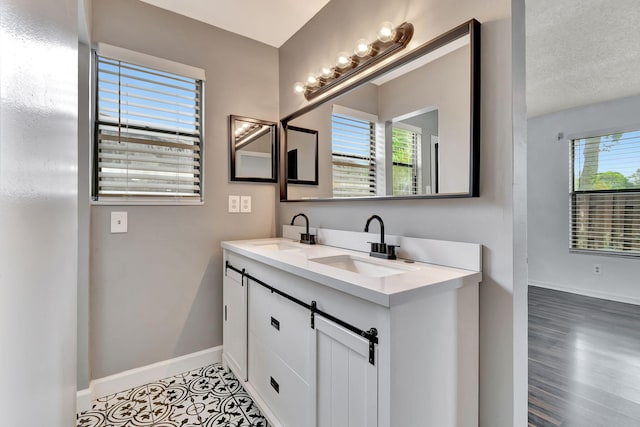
528, 95, 640, 304
278, 1, 528, 426
0, 0, 78, 424
89, 0, 280, 379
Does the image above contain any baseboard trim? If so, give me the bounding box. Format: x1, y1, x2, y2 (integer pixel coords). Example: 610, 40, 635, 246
76, 388, 92, 414
529, 280, 640, 306
77, 346, 222, 414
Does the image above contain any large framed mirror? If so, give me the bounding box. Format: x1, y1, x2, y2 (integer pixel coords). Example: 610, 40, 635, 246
280, 19, 480, 201
229, 115, 278, 182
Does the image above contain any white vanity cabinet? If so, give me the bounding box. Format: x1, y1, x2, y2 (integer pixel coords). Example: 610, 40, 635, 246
222, 232, 481, 427
247, 278, 314, 427
314, 316, 378, 427
222, 266, 247, 381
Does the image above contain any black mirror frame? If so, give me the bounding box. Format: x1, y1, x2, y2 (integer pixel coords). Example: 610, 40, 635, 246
280, 19, 480, 202
229, 115, 278, 183
285, 125, 319, 186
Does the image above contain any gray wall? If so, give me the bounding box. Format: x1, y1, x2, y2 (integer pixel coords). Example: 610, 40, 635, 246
528, 95, 640, 304
0, 0, 78, 424
89, 0, 279, 378
511, 0, 528, 422
278, 1, 527, 427
78, 41, 91, 390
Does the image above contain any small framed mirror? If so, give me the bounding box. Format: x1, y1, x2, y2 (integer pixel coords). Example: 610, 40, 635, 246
285, 125, 318, 185
229, 115, 278, 182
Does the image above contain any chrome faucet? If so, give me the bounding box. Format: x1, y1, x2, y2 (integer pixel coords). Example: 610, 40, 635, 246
364, 215, 397, 259
290, 213, 316, 245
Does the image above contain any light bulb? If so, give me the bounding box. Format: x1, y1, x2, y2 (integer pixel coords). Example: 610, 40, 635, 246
293, 81, 305, 94
354, 38, 372, 57
306, 73, 319, 87
377, 21, 396, 42
321, 67, 334, 79
336, 51, 352, 69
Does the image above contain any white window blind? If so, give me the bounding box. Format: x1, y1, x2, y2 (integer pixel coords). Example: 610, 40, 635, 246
93, 53, 204, 202
570, 130, 640, 256
331, 112, 376, 198
392, 126, 420, 196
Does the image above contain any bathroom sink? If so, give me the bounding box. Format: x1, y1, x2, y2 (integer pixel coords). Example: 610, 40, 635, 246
253, 242, 301, 251
309, 255, 415, 278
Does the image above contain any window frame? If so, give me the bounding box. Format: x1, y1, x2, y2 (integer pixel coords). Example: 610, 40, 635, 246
391, 122, 422, 196
90, 45, 206, 205
568, 126, 640, 258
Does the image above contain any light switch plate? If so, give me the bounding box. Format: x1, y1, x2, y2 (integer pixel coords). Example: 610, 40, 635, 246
228, 195, 240, 213
111, 211, 128, 233
241, 196, 252, 213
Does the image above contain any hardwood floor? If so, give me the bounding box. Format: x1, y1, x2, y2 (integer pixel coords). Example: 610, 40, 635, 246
528, 286, 640, 426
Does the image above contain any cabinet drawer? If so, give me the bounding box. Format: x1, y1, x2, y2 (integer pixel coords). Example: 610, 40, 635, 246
249, 331, 312, 427
248, 280, 311, 380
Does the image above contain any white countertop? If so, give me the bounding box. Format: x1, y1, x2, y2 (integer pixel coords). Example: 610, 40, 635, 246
222, 238, 482, 307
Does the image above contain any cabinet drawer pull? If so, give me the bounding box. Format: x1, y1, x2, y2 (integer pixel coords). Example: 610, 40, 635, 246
270, 376, 279, 393
270, 316, 280, 331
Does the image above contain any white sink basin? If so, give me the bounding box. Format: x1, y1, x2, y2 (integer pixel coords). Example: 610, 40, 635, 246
253, 242, 301, 251
309, 255, 416, 278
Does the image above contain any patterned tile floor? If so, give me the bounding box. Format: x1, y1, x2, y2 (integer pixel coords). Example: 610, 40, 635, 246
76, 363, 270, 427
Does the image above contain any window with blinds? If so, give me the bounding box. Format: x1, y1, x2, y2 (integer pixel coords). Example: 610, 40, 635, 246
392, 126, 420, 196
570, 130, 640, 256
93, 54, 203, 202
331, 113, 376, 197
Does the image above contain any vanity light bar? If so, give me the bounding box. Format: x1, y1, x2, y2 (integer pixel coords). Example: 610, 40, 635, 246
293, 22, 414, 101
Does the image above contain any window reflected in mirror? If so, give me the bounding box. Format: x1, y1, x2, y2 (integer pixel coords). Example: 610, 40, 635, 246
331, 108, 376, 197
390, 109, 439, 196
229, 115, 277, 182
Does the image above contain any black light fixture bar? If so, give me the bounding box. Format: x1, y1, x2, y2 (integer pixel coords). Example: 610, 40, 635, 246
302, 22, 414, 101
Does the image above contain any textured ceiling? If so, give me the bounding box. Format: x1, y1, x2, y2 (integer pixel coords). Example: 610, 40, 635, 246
137, 0, 330, 48
526, 0, 640, 117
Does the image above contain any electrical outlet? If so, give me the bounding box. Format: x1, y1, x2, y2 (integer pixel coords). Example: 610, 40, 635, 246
241, 196, 252, 213
110, 211, 128, 233
228, 195, 240, 213
593, 264, 602, 275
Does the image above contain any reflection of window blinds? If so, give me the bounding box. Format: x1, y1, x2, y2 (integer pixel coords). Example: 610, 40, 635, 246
94, 54, 203, 201
570, 130, 640, 256
392, 126, 420, 196
331, 110, 376, 198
